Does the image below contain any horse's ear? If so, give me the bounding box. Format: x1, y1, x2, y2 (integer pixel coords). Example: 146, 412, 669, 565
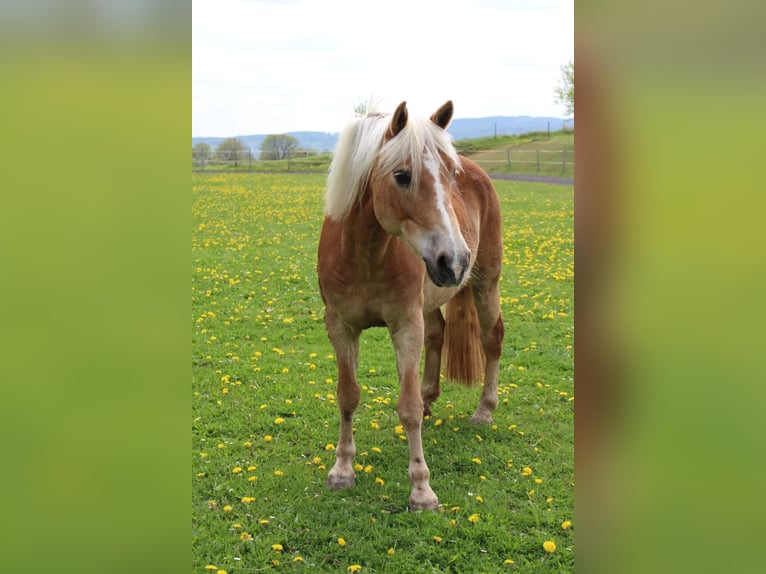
430, 100, 454, 130
387, 101, 408, 139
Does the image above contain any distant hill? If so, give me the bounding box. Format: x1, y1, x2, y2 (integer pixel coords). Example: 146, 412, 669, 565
447, 116, 573, 141
192, 116, 573, 155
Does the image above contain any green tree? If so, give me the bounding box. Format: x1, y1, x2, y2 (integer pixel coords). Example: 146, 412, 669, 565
259, 134, 299, 161
192, 142, 211, 167
215, 137, 249, 167
554, 60, 574, 116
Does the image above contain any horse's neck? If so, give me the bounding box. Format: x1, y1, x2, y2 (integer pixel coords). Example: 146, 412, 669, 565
340, 190, 394, 268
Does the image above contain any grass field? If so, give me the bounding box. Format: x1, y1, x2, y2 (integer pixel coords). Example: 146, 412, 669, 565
192, 173, 573, 573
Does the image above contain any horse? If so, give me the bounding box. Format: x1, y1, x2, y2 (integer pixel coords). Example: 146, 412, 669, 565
317, 101, 504, 510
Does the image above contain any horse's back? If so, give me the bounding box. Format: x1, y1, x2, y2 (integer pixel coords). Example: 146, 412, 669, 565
455, 156, 503, 276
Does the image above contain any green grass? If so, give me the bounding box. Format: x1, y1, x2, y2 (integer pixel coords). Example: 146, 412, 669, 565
455, 131, 574, 177
192, 173, 573, 573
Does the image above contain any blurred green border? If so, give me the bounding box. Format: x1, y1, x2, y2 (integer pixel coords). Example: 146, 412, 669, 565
0, 8, 189, 573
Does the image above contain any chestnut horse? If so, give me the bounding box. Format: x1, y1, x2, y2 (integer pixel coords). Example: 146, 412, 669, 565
317, 101, 504, 510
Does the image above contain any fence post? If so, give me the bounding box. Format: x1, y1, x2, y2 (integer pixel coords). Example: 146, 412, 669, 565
536, 148, 540, 172
561, 150, 565, 174
507, 148, 511, 170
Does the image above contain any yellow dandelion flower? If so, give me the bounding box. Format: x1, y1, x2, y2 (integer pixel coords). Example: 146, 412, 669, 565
293, 556, 303, 562
522, 466, 533, 476
231, 523, 242, 529
259, 519, 269, 524
248, 476, 257, 482
354, 464, 363, 471
449, 519, 457, 527
375, 477, 385, 485
433, 536, 443, 543
468, 513, 480, 523
394, 425, 404, 434
472, 457, 481, 465
272, 543, 283, 552
274, 470, 284, 477
434, 419, 442, 426
274, 417, 284, 425
387, 548, 395, 555
371, 447, 382, 453
476, 495, 484, 503
242, 441, 252, 448
204, 566, 217, 571
247, 465, 257, 471
562, 520, 572, 530
223, 505, 232, 512
504, 558, 515, 564
217, 570, 227, 574
312, 456, 322, 464
240, 532, 253, 542
543, 540, 556, 553
232, 467, 243, 473
535, 478, 542, 484
364, 465, 373, 473
241, 496, 255, 504
325, 443, 335, 451
337, 537, 346, 546
348, 565, 361, 573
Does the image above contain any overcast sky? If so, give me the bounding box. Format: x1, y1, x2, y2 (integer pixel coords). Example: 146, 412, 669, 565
193, 0, 573, 137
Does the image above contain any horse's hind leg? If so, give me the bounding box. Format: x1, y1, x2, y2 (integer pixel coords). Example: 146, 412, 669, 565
324, 309, 361, 490
470, 279, 504, 424
421, 308, 445, 417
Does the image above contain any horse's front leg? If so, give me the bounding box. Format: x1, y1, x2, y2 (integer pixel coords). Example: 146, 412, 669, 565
324, 309, 361, 490
390, 314, 439, 510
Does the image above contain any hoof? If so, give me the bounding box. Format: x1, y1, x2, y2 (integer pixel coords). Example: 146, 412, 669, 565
470, 411, 493, 425
408, 487, 439, 511
409, 495, 440, 511
324, 474, 355, 490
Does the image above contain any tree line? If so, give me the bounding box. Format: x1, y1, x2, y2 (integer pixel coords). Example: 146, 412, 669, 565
192, 134, 309, 167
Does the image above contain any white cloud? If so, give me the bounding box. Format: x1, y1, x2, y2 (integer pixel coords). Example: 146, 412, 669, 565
193, 0, 573, 136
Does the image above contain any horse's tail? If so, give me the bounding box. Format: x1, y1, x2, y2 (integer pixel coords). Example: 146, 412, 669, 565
443, 286, 486, 386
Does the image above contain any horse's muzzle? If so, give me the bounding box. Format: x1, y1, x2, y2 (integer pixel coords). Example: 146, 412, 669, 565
425, 252, 470, 287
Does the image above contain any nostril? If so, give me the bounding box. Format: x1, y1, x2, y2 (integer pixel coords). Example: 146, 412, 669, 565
437, 253, 450, 272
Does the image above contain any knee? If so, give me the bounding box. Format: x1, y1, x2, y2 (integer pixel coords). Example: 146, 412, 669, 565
397, 397, 424, 428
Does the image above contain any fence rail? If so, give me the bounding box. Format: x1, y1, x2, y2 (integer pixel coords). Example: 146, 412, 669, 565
461, 148, 574, 175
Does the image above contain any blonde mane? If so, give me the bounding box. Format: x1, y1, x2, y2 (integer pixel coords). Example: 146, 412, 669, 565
325, 110, 460, 221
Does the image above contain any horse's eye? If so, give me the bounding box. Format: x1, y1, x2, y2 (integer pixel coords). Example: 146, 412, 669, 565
393, 169, 411, 187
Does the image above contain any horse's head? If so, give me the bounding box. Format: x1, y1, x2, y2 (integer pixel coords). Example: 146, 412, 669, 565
370, 101, 471, 288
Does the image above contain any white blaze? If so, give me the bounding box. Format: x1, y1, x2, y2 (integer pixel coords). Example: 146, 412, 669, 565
424, 152, 465, 266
